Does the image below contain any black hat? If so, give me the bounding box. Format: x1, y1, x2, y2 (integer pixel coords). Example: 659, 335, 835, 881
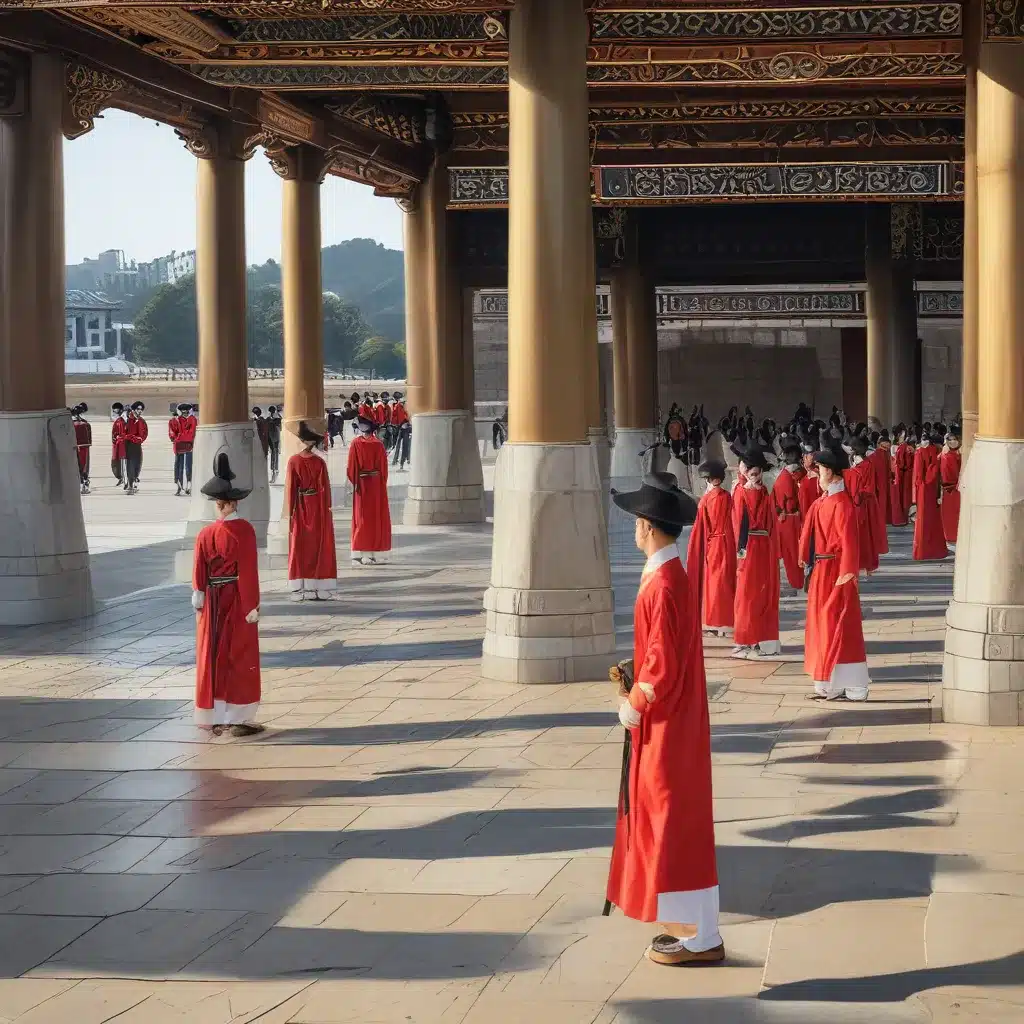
200, 453, 251, 503
878, 429, 891, 443
381, 391, 390, 400
131, 401, 145, 412
846, 435, 870, 457
780, 441, 801, 464
252, 406, 262, 417
356, 414, 376, 433
698, 459, 727, 481
296, 420, 321, 445
815, 446, 849, 472
111, 402, 124, 412
393, 392, 404, 400
75, 402, 88, 415
611, 472, 698, 527
177, 402, 191, 413
268, 405, 278, 414
738, 443, 770, 472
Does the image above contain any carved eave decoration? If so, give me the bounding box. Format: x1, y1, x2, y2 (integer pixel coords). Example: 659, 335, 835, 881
984, 0, 1024, 38
69, 7, 232, 58
62, 58, 203, 138
174, 117, 268, 159
330, 148, 418, 199
325, 93, 426, 146
0, 1, 512, 10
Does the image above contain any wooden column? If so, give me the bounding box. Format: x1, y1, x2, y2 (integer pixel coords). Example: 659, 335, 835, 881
865, 204, 894, 427
507, 0, 589, 444
582, 215, 602, 433
271, 144, 330, 450
184, 120, 261, 426
402, 194, 431, 417
610, 269, 630, 430
0, 53, 65, 413
623, 264, 658, 430
961, 0, 982, 450
977, 42, 1024, 439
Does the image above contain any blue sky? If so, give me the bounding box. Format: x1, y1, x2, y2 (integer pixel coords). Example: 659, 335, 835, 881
63, 109, 405, 265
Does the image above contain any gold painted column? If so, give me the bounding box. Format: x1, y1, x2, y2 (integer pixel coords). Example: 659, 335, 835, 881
609, 262, 658, 479
483, 0, 614, 684
943, 33, 1024, 726
865, 204, 894, 428
610, 269, 631, 432
0, 51, 93, 623
961, 0, 982, 451
178, 119, 270, 552
401, 156, 484, 526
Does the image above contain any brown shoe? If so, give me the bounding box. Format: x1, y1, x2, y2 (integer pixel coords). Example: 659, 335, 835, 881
230, 724, 266, 738
646, 940, 725, 966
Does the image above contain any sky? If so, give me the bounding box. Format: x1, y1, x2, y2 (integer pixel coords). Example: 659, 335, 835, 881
63, 109, 405, 265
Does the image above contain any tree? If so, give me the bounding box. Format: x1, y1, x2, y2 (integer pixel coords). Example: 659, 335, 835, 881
323, 291, 371, 369
353, 336, 406, 378
131, 275, 198, 364
247, 285, 284, 368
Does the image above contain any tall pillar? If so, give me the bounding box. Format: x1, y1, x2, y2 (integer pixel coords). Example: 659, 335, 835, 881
402, 156, 484, 526
482, 0, 614, 683
865, 204, 894, 427
943, 36, 1024, 726
0, 51, 93, 624
890, 260, 919, 426
583, 216, 610, 495
961, 0, 982, 452
178, 119, 270, 555
609, 263, 658, 480
266, 143, 331, 558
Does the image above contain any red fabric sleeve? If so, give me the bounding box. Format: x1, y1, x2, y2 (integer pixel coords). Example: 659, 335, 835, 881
837, 498, 860, 579
192, 532, 208, 593
237, 521, 261, 615
798, 505, 814, 565
169, 419, 180, 442
379, 438, 389, 485
631, 583, 683, 711
346, 441, 358, 485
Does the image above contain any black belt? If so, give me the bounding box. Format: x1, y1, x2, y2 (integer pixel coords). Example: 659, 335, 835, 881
299, 488, 318, 496
208, 575, 238, 587
748, 529, 769, 537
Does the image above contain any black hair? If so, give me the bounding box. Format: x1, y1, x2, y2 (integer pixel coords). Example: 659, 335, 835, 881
644, 517, 684, 540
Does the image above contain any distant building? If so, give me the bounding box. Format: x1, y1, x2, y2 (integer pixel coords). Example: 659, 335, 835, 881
65, 290, 130, 373
65, 248, 196, 295
136, 249, 196, 288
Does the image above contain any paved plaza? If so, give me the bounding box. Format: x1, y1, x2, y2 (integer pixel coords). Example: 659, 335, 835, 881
0, 438, 1020, 1022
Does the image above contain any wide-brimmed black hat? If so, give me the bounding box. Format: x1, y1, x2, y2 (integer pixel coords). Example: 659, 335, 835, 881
698, 459, 727, 481
393, 391, 404, 401
356, 414, 376, 433
611, 472, 698, 527
201, 453, 251, 503
295, 420, 321, 445
381, 391, 390, 400
815, 446, 849, 472
177, 402, 191, 413
738, 443, 771, 472
846, 434, 870, 457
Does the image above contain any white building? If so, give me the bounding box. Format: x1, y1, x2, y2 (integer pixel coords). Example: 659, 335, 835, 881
65, 289, 130, 374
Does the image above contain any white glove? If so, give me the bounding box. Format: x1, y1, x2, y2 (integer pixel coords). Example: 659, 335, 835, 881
618, 700, 641, 730
191, 590, 205, 611
245, 607, 259, 624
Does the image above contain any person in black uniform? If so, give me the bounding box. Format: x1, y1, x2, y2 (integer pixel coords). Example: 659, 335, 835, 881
266, 405, 282, 483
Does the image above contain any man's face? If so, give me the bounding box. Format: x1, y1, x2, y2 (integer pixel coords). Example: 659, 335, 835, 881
745, 464, 762, 485
667, 420, 682, 441
948, 439, 961, 450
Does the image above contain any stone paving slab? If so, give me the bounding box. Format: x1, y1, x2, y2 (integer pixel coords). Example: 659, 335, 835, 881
0, 472, 1019, 1020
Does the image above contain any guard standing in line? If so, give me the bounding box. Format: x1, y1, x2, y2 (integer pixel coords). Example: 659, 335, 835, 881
72, 403, 92, 495
266, 405, 283, 483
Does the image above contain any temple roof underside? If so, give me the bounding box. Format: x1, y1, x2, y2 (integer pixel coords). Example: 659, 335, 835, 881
0, 1, 1019, 205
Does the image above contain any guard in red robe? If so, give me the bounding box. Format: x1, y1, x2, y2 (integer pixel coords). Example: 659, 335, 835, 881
358, 393, 374, 420
913, 431, 950, 560
843, 435, 882, 574
939, 428, 962, 545
890, 426, 914, 527
347, 415, 392, 564
799, 447, 870, 702
686, 459, 737, 637
605, 472, 723, 966
772, 442, 805, 591
867, 436, 890, 555
731, 444, 781, 659
192, 454, 264, 738
72, 403, 92, 495
124, 401, 148, 494
798, 444, 821, 520
169, 403, 196, 496
373, 393, 389, 427
110, 402, 127, 486
285, 421, 338, 600
874, 431, 895, 527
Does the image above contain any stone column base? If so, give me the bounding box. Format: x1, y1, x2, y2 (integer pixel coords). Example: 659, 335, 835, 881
942, 438, 1024, 726
175, 422, 271, 581
609, 427, 657, 484
483, 443, 615, 683
589, 426, 611, 527
403, 410, 484, 526
0, 410, 94, 624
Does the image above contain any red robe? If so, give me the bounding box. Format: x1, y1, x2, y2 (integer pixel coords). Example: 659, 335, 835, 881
347, 434, 392, 553
940, 449, 962, 544
891, 443, 914, 527
913, 444, 949, 560
193, 516, 261, 726
111, 417, 127, 461
286, 452, 338, 585
732, 484, 780, 647
169, 414, 196, 453
391, 402, 409, 427
126, 415, 148, 445
874, 446, 895, 527
843, 460, 881, 573
799, 485, 868, 687
797, 471, 821, 521
868, 449, 890, 554
685, 485, 737, 630
606, 553, 718, 922
373, 401, 388, 426
73, 419, 91, 474
772, 466, 805, 590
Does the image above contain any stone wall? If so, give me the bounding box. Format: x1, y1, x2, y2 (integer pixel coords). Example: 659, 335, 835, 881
920, 325, 962, 424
